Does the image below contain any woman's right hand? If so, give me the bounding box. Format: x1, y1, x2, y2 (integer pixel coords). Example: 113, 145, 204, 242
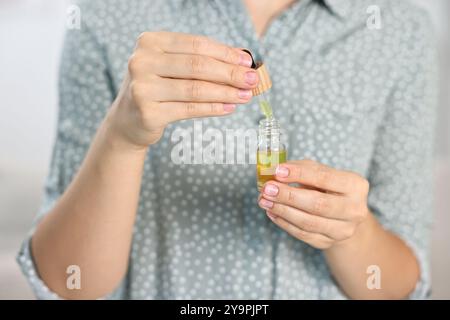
30, 32, 258, 300
107, 31, 258, 149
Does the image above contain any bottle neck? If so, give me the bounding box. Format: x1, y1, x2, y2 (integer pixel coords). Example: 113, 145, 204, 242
258, 118, 283, 150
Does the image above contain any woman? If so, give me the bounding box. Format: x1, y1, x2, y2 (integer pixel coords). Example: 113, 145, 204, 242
18, 0, 437, 299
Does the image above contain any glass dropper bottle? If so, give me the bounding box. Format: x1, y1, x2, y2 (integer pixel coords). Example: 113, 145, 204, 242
244, 52, 287, 191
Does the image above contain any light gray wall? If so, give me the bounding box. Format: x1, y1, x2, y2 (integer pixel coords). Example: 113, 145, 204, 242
0, 0, 449, 299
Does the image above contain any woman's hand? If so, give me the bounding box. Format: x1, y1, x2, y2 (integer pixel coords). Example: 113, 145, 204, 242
107, 31, 257, 149
258, 159, 370, 249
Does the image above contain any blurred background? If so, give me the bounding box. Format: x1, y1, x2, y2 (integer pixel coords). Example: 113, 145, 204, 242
0, 0, 449, 299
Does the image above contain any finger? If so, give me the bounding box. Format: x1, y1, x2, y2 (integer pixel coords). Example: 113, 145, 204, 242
265, 212, 333, 249
151, 77, 253, 103
140, 32, 252, 67
258, 198, 349, 240
153, 53, 258, 89
260, 181, 351, 220
274, 159, 362, 194
157, 102, 237, 123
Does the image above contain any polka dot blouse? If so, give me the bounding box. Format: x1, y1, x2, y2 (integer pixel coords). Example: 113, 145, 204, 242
17, 0, 437, 299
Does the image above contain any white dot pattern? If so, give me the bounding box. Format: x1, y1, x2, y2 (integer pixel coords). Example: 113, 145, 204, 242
17, 0, 437, 299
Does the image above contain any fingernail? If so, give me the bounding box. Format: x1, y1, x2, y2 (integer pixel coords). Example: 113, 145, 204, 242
238, 89, 252, 99
223, 104, 236, 113
240, 52, 253, 67
259, 198, 274, 209
264, 184, 279, 196
267, 212, 277, 220
245, 71, 258, 85
276, 165, 290, 178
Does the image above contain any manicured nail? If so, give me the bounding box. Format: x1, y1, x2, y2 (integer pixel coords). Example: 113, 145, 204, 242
245, 71, 258, 85
223, 104, 236, 113
276, 165, 290, 178
238, 89, 252, 99
267, 212, 277, 220
264, 184, 279, 196
259, 198, 274, 209
240, 52, 253, 67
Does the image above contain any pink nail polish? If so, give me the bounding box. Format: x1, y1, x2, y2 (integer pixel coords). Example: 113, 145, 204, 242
267, 212, 277, 220
259, 198, 274, 209
276, 166, 289, 178
264, 184, 279, 196
238, 89, 252, 99
240, 53, 253, 67
223, 104, 236, 113
245, 71, 258, 85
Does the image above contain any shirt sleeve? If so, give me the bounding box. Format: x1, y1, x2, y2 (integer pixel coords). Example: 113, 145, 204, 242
367, 10, 438, 299
16, 5, 127, 299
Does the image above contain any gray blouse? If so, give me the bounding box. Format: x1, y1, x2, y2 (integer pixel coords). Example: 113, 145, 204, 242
17, 0, 437, 299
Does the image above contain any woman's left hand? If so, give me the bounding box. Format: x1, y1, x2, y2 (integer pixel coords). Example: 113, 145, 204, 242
258, 159, 370, 249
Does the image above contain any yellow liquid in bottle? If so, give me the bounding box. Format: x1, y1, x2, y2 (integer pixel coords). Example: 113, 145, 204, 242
257, 149, 287, 191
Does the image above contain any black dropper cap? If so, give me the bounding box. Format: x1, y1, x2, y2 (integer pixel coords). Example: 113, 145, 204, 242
241, 49, 257, 69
